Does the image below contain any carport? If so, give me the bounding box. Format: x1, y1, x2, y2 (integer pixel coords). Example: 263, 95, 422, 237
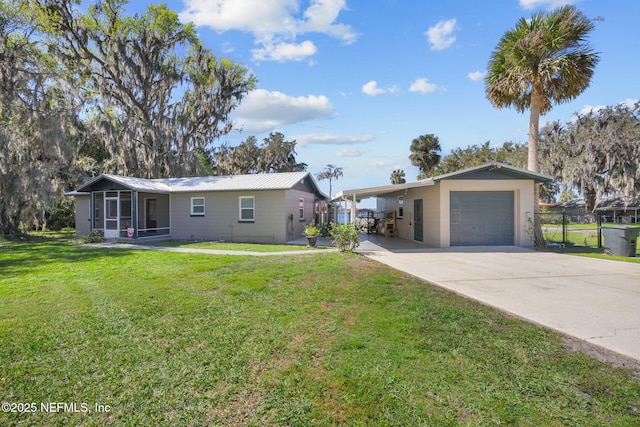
334, 163, 552, 248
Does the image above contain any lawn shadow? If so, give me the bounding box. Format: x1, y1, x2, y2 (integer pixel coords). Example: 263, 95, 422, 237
0, 234, 132, 276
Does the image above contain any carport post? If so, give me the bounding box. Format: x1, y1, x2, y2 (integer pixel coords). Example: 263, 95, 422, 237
352, 194, 357, 225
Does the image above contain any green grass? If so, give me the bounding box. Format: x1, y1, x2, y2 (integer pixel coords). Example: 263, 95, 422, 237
1, 235, 640, 426
543, 225, 640, 263
143, 240, 328, 252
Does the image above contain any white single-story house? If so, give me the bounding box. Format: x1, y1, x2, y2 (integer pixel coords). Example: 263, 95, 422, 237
334, 163, 553, 248
66, 171, 327, 243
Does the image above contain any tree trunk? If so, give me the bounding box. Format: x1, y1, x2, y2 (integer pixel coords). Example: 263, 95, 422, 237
529, 89, 545, 247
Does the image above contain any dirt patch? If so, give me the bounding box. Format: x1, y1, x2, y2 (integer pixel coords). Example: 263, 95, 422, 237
562, 336, 640, 381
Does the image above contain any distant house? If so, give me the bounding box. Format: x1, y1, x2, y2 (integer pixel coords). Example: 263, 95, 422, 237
66, 172, 327, 243
549, 196, 639, 224
334, 163, 553, 247
595, 196, 640, 223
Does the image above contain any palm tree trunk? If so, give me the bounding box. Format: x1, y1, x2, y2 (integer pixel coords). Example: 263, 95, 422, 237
529, 89, 545, 247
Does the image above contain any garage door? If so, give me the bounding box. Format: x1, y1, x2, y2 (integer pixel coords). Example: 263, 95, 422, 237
450, 191, 514, 246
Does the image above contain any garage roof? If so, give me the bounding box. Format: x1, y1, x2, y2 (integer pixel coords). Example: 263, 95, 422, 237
333, 162, 553, 201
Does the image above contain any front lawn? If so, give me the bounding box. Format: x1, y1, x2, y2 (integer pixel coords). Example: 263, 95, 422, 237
1, 235, 639, 426
143, 240, 328, 252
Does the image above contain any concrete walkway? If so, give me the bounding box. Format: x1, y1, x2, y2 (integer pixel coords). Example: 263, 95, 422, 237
84, 239, 337, 256
357, 239, 640, 363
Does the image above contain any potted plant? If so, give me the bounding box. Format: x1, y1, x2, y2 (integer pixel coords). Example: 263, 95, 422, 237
302, 223, 321, 247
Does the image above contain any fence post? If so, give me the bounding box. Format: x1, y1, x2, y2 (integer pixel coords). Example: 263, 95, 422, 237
562, 212, 567, 246
597, 213, 602, 248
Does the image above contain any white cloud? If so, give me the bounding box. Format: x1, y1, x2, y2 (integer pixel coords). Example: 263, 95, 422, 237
252, 40, 317, 62
425, 18, 457, 51
362, 80, 399, 96
179, 0, 357, 62
576, 98, 639, 118
467, 71, 486, 81
234, 89, 333, 132
577, 104, 606, 116
294, 133, 374, 146
409, 78, 439, 94
519, 0, 579, 10
300, 0, 358, 44
362, 81, 385, 96
336, 147, 370, 157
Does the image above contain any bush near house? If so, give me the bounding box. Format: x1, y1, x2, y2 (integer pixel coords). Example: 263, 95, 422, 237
328, 221, 361, 252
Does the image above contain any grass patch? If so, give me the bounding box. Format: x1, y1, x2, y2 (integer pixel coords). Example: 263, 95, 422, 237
1, 235, 639, 425
544, 225, 640, 262
143, 240, 328, 252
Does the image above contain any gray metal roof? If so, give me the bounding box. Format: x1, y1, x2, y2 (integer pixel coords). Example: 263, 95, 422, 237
74, 171, 327, 198
333, 162, 552, 201
168, 172, 312, 192
431, 162, 553, 183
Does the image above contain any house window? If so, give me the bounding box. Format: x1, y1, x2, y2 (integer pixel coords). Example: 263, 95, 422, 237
191, 197, 205, 216
398, 196, 404, 219
299, 198, 305, 220
239, 196, 254, 222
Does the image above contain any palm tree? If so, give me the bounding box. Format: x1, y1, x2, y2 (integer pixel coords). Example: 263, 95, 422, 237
316, 164, 343, 199
485, 5, 598, 173
409, 134, 441, 179
390, 169, 406, 184
485, 5, 599, 245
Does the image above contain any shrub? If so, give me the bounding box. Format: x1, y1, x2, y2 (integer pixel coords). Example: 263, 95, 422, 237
78, 230, 105, 243
329, 222, 360, 252
45, 199, 76, 230
302, 223, 321, 237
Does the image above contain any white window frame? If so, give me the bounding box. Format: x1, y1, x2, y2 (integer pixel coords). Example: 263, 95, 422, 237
299, 198, 305, 221
397, 196, 404, 219
239, 196, 255, 222
191, 197, 205, 216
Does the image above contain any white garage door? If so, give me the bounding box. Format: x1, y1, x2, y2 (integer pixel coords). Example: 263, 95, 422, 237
450, 191, 514, 246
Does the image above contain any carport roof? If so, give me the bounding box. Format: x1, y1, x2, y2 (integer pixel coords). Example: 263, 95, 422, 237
333, 162, 553, 201
333, 180, 434, 201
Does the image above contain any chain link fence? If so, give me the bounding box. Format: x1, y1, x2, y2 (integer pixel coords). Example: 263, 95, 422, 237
537, 212, 602, 249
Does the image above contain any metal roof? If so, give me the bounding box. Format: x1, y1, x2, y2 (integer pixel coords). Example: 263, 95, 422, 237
168, 172, 313, 192
333, 162, 552, 201
430, 162, 553, 183
75, 174, 171, 193
333, 180, 433, 201
73, 171, 327, 199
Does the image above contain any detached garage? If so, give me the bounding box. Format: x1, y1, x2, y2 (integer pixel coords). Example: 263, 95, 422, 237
334, 162, 552, 248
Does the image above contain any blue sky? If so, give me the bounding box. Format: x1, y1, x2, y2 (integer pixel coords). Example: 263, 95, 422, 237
149, 0, 637, 198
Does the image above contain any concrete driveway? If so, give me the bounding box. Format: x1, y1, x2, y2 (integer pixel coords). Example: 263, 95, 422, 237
357, 238, 640, 363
